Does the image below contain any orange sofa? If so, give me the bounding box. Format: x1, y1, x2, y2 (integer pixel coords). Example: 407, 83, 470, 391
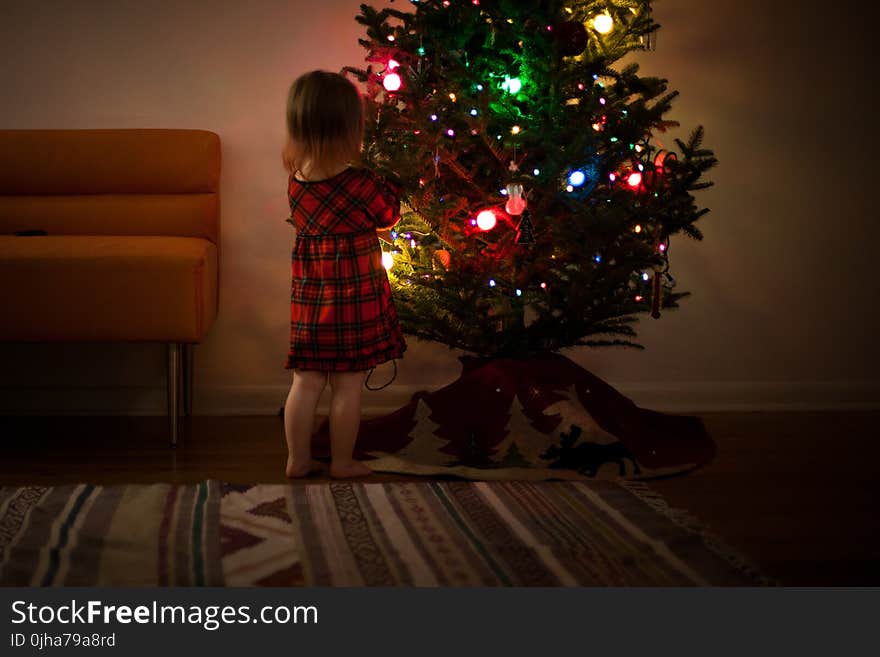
0, 129, 220, 444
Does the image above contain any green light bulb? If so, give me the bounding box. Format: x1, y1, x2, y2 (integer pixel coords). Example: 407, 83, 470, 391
501, 76, 522, 94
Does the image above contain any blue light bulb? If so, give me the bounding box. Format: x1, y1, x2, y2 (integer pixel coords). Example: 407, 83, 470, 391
568, 170, 587, 187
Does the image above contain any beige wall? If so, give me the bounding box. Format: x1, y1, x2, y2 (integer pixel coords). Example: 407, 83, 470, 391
1, 0, 877, 413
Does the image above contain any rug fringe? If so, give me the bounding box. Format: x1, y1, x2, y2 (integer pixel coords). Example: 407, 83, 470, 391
617, 479, 781, 586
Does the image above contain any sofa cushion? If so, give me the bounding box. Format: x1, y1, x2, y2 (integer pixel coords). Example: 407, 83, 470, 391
0, 236, 218, 342
0, 129, 221, 242
0, 129, 220, 195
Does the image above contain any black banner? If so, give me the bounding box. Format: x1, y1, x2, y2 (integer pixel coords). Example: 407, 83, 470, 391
1, 588, 877, 655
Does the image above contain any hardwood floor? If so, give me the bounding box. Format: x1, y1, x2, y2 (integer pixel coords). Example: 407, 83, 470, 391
648, 412, 880, 587
1, 411, 877, 586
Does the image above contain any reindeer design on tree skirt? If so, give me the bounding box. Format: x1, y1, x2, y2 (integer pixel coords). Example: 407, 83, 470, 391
542, 425, 642, 478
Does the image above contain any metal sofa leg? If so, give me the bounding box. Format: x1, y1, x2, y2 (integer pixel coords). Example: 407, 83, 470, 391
182, 343, 194, 417
167, 343, 181, 447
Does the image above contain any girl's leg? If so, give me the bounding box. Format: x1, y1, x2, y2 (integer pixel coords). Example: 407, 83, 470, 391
284, 369, 328, 477
327, 370, 371, 479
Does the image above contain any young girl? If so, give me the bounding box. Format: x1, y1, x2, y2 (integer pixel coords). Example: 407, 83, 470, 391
281, 70, 407, 479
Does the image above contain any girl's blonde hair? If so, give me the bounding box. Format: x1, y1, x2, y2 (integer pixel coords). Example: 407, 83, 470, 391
285, 70, 364, 174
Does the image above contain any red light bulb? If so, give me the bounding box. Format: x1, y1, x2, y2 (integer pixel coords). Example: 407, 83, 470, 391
476, 210, 497, 231
383, 73, 402, 92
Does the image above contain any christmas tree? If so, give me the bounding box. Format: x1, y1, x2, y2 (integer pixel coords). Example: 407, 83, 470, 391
344, 0, 717, 358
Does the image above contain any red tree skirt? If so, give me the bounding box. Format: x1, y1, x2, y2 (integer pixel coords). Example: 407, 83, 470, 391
312, 353, 716, 480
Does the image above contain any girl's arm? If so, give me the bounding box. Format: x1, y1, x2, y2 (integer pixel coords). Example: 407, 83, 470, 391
366, 173, 403, 230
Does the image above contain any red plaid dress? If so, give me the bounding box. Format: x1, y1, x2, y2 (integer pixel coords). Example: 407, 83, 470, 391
284, 167, 407, 372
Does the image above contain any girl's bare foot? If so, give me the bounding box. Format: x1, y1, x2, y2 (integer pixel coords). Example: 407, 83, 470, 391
329, 460, 372, 479
286, 458, 324, 478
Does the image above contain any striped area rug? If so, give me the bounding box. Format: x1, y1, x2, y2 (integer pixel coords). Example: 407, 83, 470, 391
0, 481, 774, 586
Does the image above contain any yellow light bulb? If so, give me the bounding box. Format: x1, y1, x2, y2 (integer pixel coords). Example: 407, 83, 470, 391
511, 125, 521, 135
382, 252, 395, 271
592, 13, 614, 34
